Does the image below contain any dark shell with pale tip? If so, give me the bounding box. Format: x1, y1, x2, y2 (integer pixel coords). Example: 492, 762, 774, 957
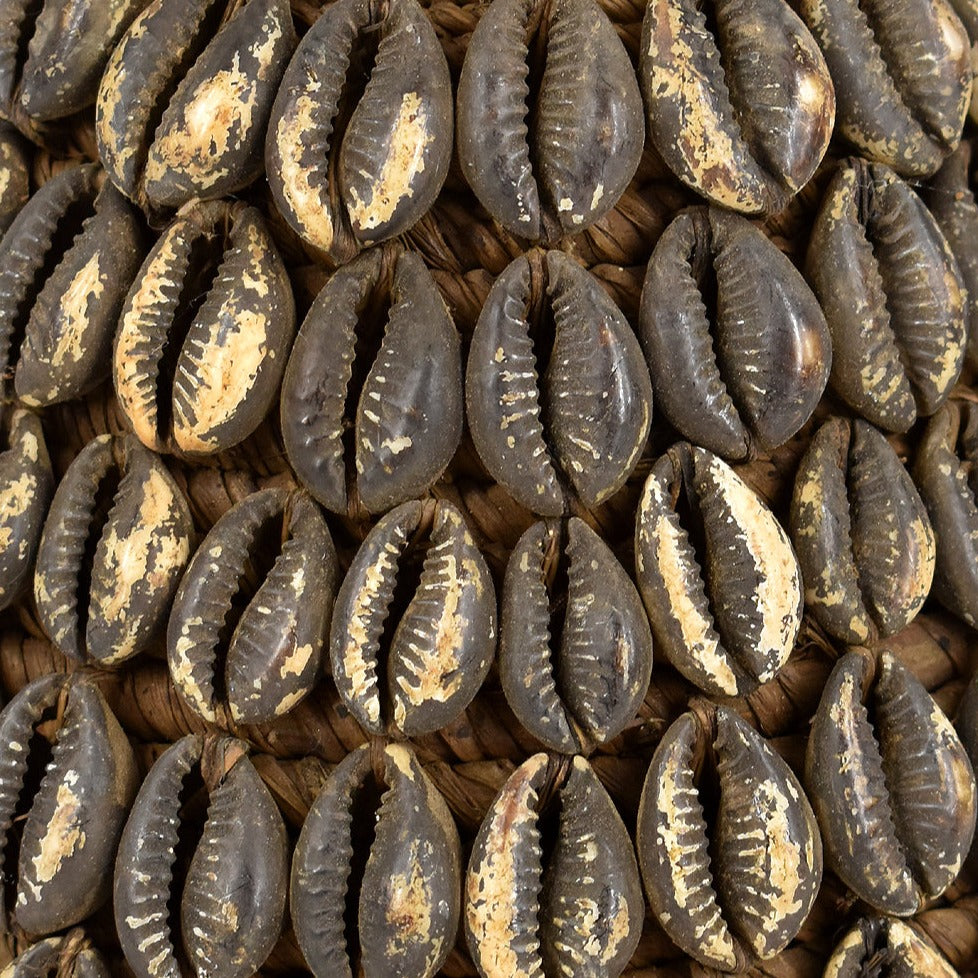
924, 142, 978, 368
0, 163, 143, 409
330, 499, 496, 738
640, 207, 831, 461
806, 158, 967, 432
34, 433, 193, 666
292, 743, 461, 978
637, 708, 822, 972
0, 930, 111, 978
823, 917, 961, 978
0, 409, 53, 612
456, 0, 643, 241
0, 127, 28, 234
0, 674, 138, 939
113, 198, 295, 456
114, 735, 288, 978
96, 0, 297, 213
639, 0, 834, 214
635, 442, 802, 697
800, 0, 972, 177
167, 487, 337, 725
266, 0, 452, 264
806, 650, 976, 916
913, 402, 978, 627
500, 517, 652, 753
281, 247, 462, 516
790, 416, 935, 645
467, 250, 652, 517
465, 753, 644, 978
0, 0, 144, 132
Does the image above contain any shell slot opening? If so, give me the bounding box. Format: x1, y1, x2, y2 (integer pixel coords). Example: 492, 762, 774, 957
212, 508, 288, 707
342, 267, 394, 507
1, 699, 58, 933
164, 761, 210, 976
341, 768, 385, 973
841, 428, 881, 631
7, 0, 42, 98
525, 257, 560, 469
522, 0, 555, 233
538, 522, 576, 729
954, 406, 978, 500
71, 462, 123, 657
152, 226, 225, 446
4, 189, 98, 382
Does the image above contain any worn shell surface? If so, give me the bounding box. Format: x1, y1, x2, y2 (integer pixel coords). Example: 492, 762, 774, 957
456, 0, 643, 241
500, 517, 652, 753
292, 743, 461, 978
912, 402, 978, 627
34, 433, 193, 665
806, 650, 976, 915
281, 247, 462, 516
949, 0, 978, 121
924, 142, 978, 368
790, 417, 935, 645
640, 207, 831, 461
635, 442, 802, 697
96, 0, 297, 213
806, 158, 967, 432
0, 674, 138, 938
800, 0, 972, 176
0, 409, 52, 612
639, 0, 834, 214
0, 162, 143, 409
823, 917, 961, 978
637, 709, 821, 972
114, 735, 288, 978
465, 753, 643, 978
0, 930, 111, 978
113, 198, 295, 456
266, 0, 452, 264
0, 127, 28, 234
330, 499, 496, 737
167, 487, 337, 725
467, 250, 652, 516
0, 0, 144, 130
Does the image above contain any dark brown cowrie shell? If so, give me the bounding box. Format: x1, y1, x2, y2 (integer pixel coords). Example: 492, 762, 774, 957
0, 0, 144, 130
113, 198, 295, 456
280, 247, 462, 516
266, 0, 452, 264
637, 708, 821, 972
0, 930, 111, 978
800, 0, 972, 176
456, 0, 643, 241
635, 442, 803, 697
467, 250, 652, 517
292, 743, 461, 978
96, 0, 297, 213
114, 734, 288, 978
806, 157, 967, 432
330, 498, 495, 737
824, 916, 961, 978
0, 163, 143, 409
639, 207, 831, 461
0, 409, 52, 612
168, 487, 337, 725
806, 649, 976, 915
465, 753, 644, 978
913, 402, 978, 627
639, 0, 834, 214
500, 517, 652, 753
790, 417, 935, 645
0, 127, 29, 235
924, 142, 978, 368
0, 673, 138, 938
34, 433, 193, 665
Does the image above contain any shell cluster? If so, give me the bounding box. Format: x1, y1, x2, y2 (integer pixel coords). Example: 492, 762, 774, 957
0, 0, 976, 976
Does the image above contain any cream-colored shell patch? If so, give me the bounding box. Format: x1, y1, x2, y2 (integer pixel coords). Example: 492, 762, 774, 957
29, 781, 86, 885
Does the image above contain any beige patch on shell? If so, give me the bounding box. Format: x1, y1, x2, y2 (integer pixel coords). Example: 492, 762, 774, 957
278, 642, 313, 680
0, 472, 37, 549
172, 616, 218, 722
347, 91, 433, 234
30, 781, 86, 884
385, 840, 433, 952
42, 251, 105, 384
